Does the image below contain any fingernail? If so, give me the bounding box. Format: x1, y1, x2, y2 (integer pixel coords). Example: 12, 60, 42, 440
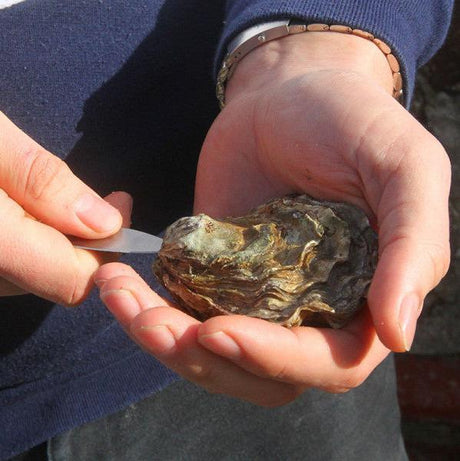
398, 293, 421, 351
100, 289, 141, 326
132, 325, 176, 355
75, 193, 121, 233
199, 331, 241, 359
94, 278, 107, 288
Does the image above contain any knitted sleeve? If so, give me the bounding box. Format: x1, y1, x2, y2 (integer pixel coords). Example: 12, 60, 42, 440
218, 0, 454, 103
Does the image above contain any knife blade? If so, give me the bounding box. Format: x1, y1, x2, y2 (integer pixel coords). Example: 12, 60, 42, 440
71, 228, 163, 253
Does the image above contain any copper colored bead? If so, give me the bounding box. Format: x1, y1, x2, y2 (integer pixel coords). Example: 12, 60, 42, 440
373, 38, 391, 55
352, 29, 375, 40
330, 24, 352, 33
393, 89, 403, 100
393, 72, 403, 91
216, 22, 405, 109
386, 54, 400, 73
306, 24, 329, 31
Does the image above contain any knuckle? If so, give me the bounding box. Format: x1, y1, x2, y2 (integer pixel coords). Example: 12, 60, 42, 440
437, 245, 451, 277
60, 270, 91, 307
63, 291, 84, 308
20, 146, 71, 202
272, 362, 289, 381
428, 136, 450, 164
67, 280, 91, 307
426, 242, 451, 285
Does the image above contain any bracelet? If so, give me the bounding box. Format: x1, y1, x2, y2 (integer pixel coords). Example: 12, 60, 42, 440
216, 19, 403, 109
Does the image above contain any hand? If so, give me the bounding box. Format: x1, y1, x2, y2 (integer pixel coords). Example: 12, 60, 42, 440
0, 112, 131, 304
97, 260, 389, 406
96, 32, 450, 406
195, 31, 451, 352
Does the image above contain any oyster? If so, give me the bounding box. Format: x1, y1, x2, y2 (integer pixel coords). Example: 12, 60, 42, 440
153, 195, 377, 328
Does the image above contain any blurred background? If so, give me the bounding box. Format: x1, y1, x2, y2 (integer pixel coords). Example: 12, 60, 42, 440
395, 3, 460, 459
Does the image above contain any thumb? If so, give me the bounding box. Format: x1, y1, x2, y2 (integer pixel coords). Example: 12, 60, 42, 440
103, 191, 133, 228
367, 138, 451, 352
0, 112, 121, 237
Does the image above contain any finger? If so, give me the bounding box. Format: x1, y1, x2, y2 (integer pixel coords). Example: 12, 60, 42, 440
94, 262, 145, 288
101, 264, 389, 392
198, 309, 390, 391
365, 128, 451, 352
132, 308, 299, 406
0, 277, 27, 296
0, 112, 121, 237
0, 190, 117, 304
97, 266, 174, 327
0, 192, 132, 300
342, 100, 452, 352
103, 191, 133, 228
98, 266, 299, 406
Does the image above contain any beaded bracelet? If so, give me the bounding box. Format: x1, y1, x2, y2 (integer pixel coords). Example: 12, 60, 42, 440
216, 20, 403, 109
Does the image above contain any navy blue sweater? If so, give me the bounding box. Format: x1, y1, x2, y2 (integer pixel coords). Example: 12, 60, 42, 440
0, 0, 453, 458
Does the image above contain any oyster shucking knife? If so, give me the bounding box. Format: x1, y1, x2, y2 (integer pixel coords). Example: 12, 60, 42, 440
71, 228, 163, 253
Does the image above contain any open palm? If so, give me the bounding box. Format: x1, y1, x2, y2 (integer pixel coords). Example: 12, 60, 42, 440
97, 67, 450, 406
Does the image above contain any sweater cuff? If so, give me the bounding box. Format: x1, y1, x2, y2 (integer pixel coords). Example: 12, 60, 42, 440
217, 0, 454, 107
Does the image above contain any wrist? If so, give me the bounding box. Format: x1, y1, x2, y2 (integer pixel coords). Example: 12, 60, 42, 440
224, 30, 395, 105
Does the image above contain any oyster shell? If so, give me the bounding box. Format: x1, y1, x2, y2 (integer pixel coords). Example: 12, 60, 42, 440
153, 195, 377, 328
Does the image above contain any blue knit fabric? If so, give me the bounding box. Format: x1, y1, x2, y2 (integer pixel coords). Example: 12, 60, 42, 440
0, 0, 453, 458
218, 0, 454, 106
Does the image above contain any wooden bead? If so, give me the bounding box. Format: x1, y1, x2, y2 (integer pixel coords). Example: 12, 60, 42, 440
306, 24, 329, 31
217, 22, 404, 108
373, 38, 391, 55
330, 24, 352, 33
352, 29, 375, 40
386, 54, 400, 73
393, 89, 403, 100
393, 72, 403, 91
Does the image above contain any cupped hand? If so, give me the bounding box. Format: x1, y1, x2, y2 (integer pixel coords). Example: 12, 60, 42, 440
194, 33, 451, 353
0, 112, 131, 304
96, 262, 388, 406
96, 32, 451, 406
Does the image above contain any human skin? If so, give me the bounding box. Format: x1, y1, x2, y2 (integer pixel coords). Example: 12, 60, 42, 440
96, 31, 451, 406
5, 30, 447, 406
0, 112, 131, 304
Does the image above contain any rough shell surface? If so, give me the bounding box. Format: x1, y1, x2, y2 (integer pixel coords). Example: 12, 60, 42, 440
153, 195, 378, 328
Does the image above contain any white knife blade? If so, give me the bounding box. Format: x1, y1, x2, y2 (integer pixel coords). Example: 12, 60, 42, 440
71, 228, 163, 253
